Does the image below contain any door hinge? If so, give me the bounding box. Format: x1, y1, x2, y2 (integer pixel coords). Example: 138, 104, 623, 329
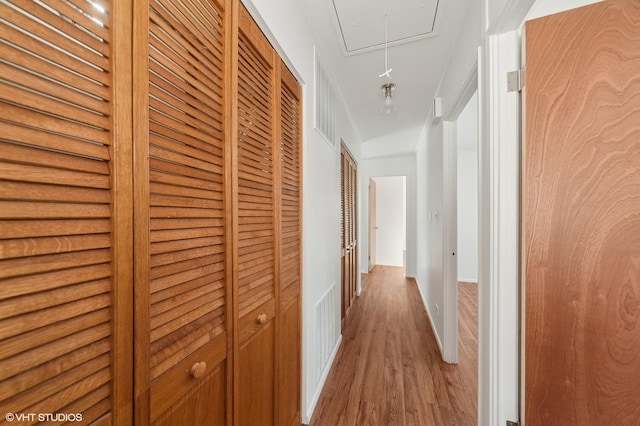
506, 421, 520, 426
507, 68, 525, 92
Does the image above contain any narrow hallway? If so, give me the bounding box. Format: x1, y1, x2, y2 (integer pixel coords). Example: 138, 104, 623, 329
309, 266, 477, 425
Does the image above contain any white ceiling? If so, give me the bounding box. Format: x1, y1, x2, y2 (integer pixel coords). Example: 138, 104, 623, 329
300, 0, 476, 146
331, 0, 440, 55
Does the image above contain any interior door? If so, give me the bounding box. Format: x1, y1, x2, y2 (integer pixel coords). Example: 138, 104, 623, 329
0, 1, 132, 422
523, 1, 640, 424
278, 60, 303, 426
341, 145, 358, 327
235, 6, 277, 426
368, 178, 377, 271
134, 0, 229, 423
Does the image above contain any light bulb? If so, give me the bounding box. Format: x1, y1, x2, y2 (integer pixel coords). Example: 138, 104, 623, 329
384, 95, 393, 107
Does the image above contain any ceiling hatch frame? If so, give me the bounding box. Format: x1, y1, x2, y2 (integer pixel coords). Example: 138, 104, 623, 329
329, 0, 442, 56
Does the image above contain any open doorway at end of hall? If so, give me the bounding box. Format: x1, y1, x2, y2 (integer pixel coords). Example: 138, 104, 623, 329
368, 176, 407, 275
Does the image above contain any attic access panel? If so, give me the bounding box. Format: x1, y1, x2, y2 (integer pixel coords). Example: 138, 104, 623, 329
331, 0, 440, 55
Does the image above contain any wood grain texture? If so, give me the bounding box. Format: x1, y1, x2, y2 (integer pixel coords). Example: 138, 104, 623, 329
309, 267, 477, 426
278, 61, 302, 426
234, 6, 279, 426
134, 0, 230, 422
0, 0, 120, 421
523, 1, 640, 424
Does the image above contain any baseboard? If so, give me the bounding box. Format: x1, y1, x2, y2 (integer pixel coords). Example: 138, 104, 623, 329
414, 279, 444, 357
458, 278, 478, 284
303, 334, 343, 424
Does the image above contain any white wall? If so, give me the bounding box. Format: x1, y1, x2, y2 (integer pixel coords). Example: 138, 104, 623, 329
527, 0, 601, 20
372, 176, 406, 267
240, 1, 362, 422
456, 92, 478, 283
241, 0, 602, 424
413, 0, 483, 350
415, 122, 429, 316
360, 154, 417, 279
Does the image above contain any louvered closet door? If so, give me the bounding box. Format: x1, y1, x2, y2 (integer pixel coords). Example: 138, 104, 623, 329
134, 0, 229, 423
0, 0, 132, 423
340, 146, 357, 326
278, 61, 302, 426
235, 6, 276, 426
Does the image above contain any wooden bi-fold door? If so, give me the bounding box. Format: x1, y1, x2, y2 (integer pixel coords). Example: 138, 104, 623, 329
523, 1, 640, 424
233, 7, 303, 425
133, 0, 231, 423
277, 60, 303, 426
341, 145, 357, 328
0, 0, 302, 423
0, 0, 133, 423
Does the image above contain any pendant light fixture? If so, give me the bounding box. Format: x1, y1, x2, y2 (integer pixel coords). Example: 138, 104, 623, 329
378, 15, 396, 115
380, 82, 397, 115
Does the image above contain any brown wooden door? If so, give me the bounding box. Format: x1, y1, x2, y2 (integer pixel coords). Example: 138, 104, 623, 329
134, 0, 230, 423
341, 146, 358, 327
0, 1, 133, 423
235, 6, 277, 426
523, 1, 640, 424
278, 61, 303, 426
368, 178, 377, 271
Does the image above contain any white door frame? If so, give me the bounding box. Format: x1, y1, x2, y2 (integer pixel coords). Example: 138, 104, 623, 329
442, 65, 478, 364
478, 0, 535, 422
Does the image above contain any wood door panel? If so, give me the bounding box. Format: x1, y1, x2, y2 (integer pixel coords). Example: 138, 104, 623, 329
136, 0, 230, 422
523, 1, 640, 424
150, 333, 226, 420
279, 299, 301, 426
239, 321, 275, 426
341, 146, 358, 326
152, 361, 226, 426
0, 0, 131, 422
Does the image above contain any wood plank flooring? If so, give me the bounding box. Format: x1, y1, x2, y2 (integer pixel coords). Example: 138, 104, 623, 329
308, 266, 477, 425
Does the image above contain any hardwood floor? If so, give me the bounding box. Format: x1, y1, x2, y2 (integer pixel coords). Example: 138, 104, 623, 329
308, 266, 477, 426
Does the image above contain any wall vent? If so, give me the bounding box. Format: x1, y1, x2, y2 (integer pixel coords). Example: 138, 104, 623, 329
316, 283, 338, 382
314, 47, 336, 149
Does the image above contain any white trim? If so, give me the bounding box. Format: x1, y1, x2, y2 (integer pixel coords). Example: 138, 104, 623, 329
326, 0, 444, 57
458, 278, 478, 284
444, 63, 479, 121
313, 46, 337, 150
478, 30, 521, 426
442, 120, 458, 364
303, 335, 342, 424
488, 0, 536, 34
442, 63, 479, 365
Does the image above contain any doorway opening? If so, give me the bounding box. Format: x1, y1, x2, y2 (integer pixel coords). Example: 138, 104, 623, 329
368, 176, 407, 275
455, 90, 479, 415
442, 64, 479, 420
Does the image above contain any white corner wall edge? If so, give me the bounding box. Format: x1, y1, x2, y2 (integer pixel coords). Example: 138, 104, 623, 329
416, 279, 444, 356
303, 335, 343, 424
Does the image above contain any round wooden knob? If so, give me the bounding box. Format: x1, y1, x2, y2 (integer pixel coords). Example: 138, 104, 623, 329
257, 313, 267, 325
190, 361, 207, 379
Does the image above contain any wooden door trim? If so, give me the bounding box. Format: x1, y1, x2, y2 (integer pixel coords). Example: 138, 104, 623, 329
224, 1, 238, 424
111, 0, 134, 422
132, 0, 151, 421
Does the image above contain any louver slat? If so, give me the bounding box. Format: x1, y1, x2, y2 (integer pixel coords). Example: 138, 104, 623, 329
0, 0, 117, 421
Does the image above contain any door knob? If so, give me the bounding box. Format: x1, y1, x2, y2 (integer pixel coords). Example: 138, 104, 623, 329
190, 361, 207, 379
257, 313, 268, 325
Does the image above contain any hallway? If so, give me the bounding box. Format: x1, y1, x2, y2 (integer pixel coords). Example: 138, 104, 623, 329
309, 266, 477, 425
